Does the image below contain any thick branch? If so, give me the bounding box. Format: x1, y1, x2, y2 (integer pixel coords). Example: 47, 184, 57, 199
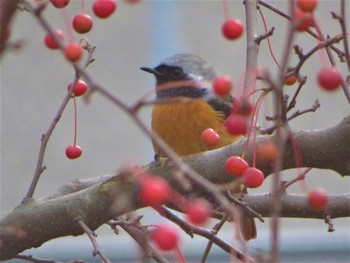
1, 181, 349, 260
1, 116, 349, 260
153, 115, 350, 188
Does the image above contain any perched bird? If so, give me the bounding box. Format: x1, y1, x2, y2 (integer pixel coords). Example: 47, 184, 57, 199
141, 53, 256, 240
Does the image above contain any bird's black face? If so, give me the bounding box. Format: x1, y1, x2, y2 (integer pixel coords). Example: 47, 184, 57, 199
141, 64, 188, 84
141, 54, 217, 100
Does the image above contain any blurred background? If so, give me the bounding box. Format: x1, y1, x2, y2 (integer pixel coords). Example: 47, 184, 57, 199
1, 0, 349, 262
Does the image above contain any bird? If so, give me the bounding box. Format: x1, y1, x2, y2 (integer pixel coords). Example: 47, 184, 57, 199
141, 53, 256, 240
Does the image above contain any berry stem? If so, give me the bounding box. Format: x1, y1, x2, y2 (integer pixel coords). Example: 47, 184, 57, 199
73, 96, 78, 146
81, 0, 85, 13
60, 8, 75, 43
222, 0, 231, 20
174, 245, 187, 263
251, 93, 266, 167
312, 16, 329, 67
258, 7, 281, 69
241, 90, 268, 161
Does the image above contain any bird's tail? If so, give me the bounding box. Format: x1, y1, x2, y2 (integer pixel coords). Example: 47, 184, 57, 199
241, 218, 257, 240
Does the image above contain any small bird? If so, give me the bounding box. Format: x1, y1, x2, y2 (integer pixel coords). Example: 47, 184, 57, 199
141, 53, 256, 240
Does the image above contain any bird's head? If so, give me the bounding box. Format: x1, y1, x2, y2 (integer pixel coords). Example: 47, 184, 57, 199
141, 53, 217, 99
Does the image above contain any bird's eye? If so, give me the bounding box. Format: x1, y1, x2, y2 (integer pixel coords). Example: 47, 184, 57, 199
170, 67, 184, 78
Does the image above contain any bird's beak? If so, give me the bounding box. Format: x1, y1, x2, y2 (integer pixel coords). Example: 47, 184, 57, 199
140, 67, 164, 77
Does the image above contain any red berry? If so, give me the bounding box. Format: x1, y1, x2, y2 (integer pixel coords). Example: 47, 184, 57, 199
225, 156, 249, 177
185, 199, 211, 225
139, 177, 170, 207
225, 115, 247, 136
50, 0, 70, 8
242, 167, 264, 188
44, 29, 64, 49
297, 0, 318, 12
256, 142, 278, 164
294, 9, 313, 32
317, 67, 342, 91
222, 18, 244, 40
72, 14, 93, 34
232, 98, 253, 116
308, 188, 328, 210
151, 225, 179, 251
64, 42, 83, 62
212, 75, 232, 96
65, 145, 82, 159
93, 0, 117, 19
68, 80, 88, 96
201, 128, 220, 147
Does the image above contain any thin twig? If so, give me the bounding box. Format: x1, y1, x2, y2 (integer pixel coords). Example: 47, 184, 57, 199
293, 35, 343, 75
286, 75, 307, 112
335, 0, 350, 72
201, 214, 228, 263
282, 168, 312, 190
255, 26, 275, 44
108, 216, 168, 262
160, 207, 255, 263
22, 1, 95, 201
77, 219, 111, 263
258, 0, 350, 104
286, 100, 320, 122
261, 99, 320, 134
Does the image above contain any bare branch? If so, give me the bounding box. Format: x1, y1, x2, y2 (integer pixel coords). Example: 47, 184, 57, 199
1, 165, 349, 260
160, 207, 255, 263
77, 219, 111, 263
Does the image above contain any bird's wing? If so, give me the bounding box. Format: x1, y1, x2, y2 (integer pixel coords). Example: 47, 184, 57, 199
207, 95, 233, 119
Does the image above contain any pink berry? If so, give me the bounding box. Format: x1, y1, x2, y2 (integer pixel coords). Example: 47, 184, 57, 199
225, 156, 249, 177
225, 115, 247, 136
242, 167, 264, 188
93, 0, 117, 19
185, 199, 211, 225
201, 128, 220, 147
151, 225, 179, 251
139, 177, 170, 207
68, 80, 88, 96
222, 18, 244, 40
212, 75, 232, 96
44, 29, 64, 49
72, 14, 93, 34
65, 145, 82, 159
317, 67, 342, 91
294, 9, 313, 32
50, 0, 70, 8
308, 188, 328, 210
64, 42, 83, 62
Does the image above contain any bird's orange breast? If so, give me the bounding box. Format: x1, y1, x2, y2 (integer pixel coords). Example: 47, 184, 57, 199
151, 98, 235, 156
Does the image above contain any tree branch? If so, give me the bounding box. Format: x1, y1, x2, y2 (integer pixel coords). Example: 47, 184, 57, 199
1, 116, 349, 260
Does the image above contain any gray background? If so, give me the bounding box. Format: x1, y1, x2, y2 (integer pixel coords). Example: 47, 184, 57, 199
1, 1, 349, 262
